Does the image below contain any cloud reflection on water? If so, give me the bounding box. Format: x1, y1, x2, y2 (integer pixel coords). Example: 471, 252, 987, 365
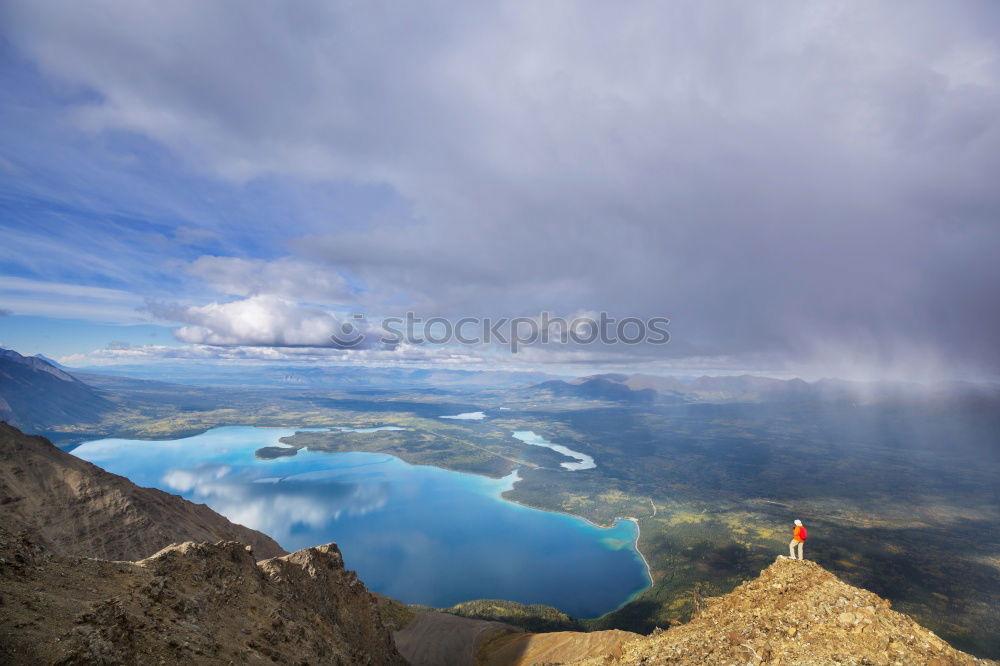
160, 462, 390, 541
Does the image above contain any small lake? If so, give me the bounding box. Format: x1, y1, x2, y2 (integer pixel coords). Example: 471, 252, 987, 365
512, 430, 597, 470
72, 426, 649, 618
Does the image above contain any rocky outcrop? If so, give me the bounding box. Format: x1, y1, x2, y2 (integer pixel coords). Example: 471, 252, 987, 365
567, 557, 995, 665
0, 422, 285, 560
0, 528, 405, 665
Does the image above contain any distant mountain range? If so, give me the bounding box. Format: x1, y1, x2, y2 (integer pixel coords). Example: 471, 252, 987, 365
531, 372, 821, 404
530, 372, 1000, 405
4, 345, 997, 440
533, 376, 660, 404
72, 360, 561, 389
0, 348, 115, 432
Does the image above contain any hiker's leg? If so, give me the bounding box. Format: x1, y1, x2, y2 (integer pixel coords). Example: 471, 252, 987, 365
789, 539, 796, 557
796, 542, 804, 560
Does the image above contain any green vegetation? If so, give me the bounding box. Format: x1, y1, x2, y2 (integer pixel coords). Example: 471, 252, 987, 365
373, 594, 418, 631
425, 599, 581, 633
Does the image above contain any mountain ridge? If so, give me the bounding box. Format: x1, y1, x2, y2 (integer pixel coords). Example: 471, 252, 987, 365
0, 347, 115, 432
0, 528, 405, 665
532, 371, 1000, 405
0, 421, 285, 561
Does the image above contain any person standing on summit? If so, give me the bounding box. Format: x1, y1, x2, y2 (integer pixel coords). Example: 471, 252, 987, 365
789, 519, 807, 560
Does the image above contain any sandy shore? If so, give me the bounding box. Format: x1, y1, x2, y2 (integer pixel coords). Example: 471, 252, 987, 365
498, 471, 657, 599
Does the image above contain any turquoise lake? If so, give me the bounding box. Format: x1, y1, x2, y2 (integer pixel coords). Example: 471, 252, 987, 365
72, 426, 650, 618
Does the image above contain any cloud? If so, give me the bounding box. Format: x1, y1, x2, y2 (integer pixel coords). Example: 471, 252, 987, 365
0, 276, 148, 323
59, 339, 496, 371
148, 295, 368, 347
187, 256, 353, 304
4, 2, 1000, 377
161, 464, 232, 493
171, 226, 222, 248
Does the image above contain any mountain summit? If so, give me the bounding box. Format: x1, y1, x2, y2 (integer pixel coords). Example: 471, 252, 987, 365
547, 556, 994, 665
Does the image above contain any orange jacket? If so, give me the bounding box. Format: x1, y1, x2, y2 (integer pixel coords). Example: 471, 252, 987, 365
793, 525, 806, 542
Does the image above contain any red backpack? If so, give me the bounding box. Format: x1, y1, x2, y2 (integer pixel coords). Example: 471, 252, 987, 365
799, 526, 808, 541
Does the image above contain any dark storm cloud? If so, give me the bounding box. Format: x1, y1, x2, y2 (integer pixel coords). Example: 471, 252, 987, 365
3, 1, 999, 378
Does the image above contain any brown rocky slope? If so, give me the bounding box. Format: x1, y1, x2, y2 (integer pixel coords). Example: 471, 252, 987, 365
0, 527, 405, 664
560, 556, 995, 666
0, 421, 285, 560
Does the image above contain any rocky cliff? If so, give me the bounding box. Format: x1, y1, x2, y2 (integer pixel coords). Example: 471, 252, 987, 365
0, 422, 285, 560
0, 528, 405, 664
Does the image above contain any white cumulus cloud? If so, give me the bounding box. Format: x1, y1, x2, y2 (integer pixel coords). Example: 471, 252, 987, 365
149, 295, 354, 347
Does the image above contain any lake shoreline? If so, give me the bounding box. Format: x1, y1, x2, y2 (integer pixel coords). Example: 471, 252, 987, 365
497, 486, 655, 610
277, 425, 657, 616
74, 424, 651, 620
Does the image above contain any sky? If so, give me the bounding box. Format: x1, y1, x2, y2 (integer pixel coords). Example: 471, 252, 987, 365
1, 1, 999, 381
